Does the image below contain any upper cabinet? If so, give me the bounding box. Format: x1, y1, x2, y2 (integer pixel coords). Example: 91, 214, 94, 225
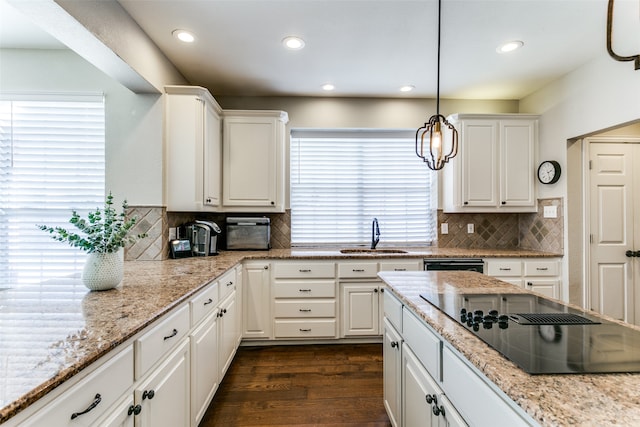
442, 114, 539, 213
165, 85, 223, 211
222, 110, 289, 212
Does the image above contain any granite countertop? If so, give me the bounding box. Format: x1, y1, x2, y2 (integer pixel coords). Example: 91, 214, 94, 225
0, 247, 560, 423
378, 271, 640, 426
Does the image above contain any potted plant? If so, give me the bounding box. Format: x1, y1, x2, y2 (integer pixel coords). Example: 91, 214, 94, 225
38, 192, 147, 291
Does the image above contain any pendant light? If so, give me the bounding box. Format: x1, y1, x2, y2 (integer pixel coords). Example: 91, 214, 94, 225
415, 0, 459, 170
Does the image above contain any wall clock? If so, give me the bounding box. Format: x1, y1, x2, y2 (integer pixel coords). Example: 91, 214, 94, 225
537, 160, 561, 184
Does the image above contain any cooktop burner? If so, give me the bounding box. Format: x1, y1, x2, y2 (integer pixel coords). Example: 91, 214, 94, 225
419, 292, 640, 374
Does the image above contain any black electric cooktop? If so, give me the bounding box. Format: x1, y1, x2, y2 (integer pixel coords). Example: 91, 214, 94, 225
419, 291, 640, 374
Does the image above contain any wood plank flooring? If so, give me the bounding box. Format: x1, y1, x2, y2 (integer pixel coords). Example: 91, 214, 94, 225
199, 343, 392, 427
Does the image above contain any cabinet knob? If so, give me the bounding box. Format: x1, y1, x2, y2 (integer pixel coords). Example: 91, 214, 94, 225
128, 404, 142, 416
425, 394, 437, 405
527, 282, 533, 287
501, 201, 506, 205
432, 404, 445, 417
391, 341, 399, 348
464, 201, 469, 205
374, 288, 378, 293
264, 265, 269, 269
270, 201, 275, 205
142, 389, 155, 400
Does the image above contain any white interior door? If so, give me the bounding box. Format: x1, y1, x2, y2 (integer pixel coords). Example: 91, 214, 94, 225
589, 142, 640, 324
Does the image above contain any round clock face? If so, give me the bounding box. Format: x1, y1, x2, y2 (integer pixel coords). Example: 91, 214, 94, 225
537, 160, 561, 184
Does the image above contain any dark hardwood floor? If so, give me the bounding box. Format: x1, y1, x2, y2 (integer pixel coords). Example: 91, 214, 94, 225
199, 343, 392, 427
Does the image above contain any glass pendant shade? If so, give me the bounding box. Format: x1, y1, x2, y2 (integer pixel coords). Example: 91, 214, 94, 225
415, 114, 459, 170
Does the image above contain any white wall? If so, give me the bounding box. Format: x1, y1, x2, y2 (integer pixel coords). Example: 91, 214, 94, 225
0, 48, 164, 207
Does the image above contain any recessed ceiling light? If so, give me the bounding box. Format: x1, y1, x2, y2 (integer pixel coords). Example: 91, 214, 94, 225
322, 83, 335, 91
400, 85, 415, 92
172, 29, 195, 43
282, 36, 305, 50
497, 40, 524, 53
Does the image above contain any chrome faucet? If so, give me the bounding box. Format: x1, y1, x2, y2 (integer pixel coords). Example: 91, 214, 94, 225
371, 218, 380, 249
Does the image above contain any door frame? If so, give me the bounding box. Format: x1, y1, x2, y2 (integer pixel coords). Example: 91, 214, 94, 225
582, 136, 640, 313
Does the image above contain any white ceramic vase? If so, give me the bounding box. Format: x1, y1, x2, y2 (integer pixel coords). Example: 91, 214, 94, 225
82, 249, 124, 291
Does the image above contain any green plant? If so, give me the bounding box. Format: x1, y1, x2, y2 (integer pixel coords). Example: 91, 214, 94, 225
38, 192, 147, 253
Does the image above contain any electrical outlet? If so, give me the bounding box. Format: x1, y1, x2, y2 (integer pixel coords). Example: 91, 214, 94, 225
543, 206, 558, 218
169, 227, 177, 240
467, 224, 474, 234
441, 223, 449, 234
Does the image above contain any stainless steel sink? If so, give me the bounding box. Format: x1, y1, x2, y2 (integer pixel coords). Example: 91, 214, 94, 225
340, 248, 408, 254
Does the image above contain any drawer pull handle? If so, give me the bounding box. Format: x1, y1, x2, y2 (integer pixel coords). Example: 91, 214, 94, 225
70, 393, 102, 420
536, 267, 549, 271
204, 298, 213, 305
394, 268, 406, 271
299, 269, 311, 273
299, 328, 312, 332
127, 404, 142, 416
299, 309, 312, 312
352, 269, 365, 272
226, 281, 234, 287
499, 268, 512, 271
299, 289, 312, 292
163, 328, 178, 340
142, 389, 155, 400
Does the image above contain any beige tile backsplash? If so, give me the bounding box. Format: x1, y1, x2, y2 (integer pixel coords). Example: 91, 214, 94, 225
126, 199, 562, 260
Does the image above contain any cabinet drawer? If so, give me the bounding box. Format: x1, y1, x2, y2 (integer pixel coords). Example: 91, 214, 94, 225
273, 262, 335, 278
337, 262, 378, 278
190, 281, 219, 326
274, 300, 336, 318
218, 268, 237, 301
383, 290, 403, 331
273, 280, 336, 298
135, 304, 190, 379
524, 260, 558, 276
486, 260, 522, 277
274, 319, 337, 338
22, 346, 133, 427
379, 260, 421, 272
402, 308, 440, 380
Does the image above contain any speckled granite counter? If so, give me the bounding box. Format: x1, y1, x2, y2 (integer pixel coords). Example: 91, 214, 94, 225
0, 247, 559, 423
378, 271, 640, 426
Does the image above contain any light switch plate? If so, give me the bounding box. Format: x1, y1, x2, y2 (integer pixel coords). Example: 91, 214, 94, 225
441, 223, 449, 234
169, 227, 177, 240
467, 224, 474, 233
543, 206, 558, 218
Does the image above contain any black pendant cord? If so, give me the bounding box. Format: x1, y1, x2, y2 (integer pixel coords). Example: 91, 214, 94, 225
436, 0, 442, 116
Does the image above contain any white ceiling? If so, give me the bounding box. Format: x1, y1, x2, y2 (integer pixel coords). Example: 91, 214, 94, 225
1, 0, 637, 100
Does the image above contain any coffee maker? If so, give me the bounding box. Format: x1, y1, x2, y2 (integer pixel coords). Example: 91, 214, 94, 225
181, 220, 221, 256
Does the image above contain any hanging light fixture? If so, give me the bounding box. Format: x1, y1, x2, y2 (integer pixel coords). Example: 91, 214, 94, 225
606, 0, 640, 70
415, 0, 458, 170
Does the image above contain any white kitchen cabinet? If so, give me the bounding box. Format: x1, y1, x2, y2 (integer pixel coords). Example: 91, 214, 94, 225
222, 110, 288, 212
443, 114, 538, 213
134, 338, 190, 427
242, 260, 272, 339
486, 258, 561, 299
165, 85, 222, 211
218, 289, 240, 379
95, 395, 136, 427
20, 346, 134, 427
341, 283, 382, 336
272, 261, 337, 339
383, 317, 403, 427
189, 309, 219, 426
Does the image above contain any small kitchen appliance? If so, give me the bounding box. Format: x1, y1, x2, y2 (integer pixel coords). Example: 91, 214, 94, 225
180, 220, 221, 256
226, 217, 270, 250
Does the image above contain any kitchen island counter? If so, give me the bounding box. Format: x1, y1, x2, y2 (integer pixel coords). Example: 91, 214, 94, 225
379, 270, 640, 426
0, 247, 559, 423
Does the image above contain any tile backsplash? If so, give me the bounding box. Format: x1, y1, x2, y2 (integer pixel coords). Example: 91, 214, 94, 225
126, 199, 563, 260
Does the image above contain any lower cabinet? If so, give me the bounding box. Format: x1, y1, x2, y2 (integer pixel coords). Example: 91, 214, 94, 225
403, 344, 466, 427
190, 310, 219, 426
383, 318, 402, 427
218, 289, 240, 378
486, 258, 561, 299
341, 282, 383, 336
134, 338, 190, 427
242, 261, 272, 339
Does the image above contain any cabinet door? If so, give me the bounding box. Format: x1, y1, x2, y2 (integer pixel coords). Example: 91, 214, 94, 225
190, 311, 219, 426
218, 291, 239, 378
341, 283, 380, 336
203, 99, 221, 207
525, 279, 560, 299
242, 261, 272, 339
461, 120, 498, 207
383, 318, 402, 427
96, 395, 136, 427
402, 345, 442, 427
500, 120, 535, 207
135, 339, 190, 427
223, 116, 278, 208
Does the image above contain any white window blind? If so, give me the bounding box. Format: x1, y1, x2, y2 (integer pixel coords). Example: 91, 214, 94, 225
290, 129, 436, 247
0, 95, 105, 286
